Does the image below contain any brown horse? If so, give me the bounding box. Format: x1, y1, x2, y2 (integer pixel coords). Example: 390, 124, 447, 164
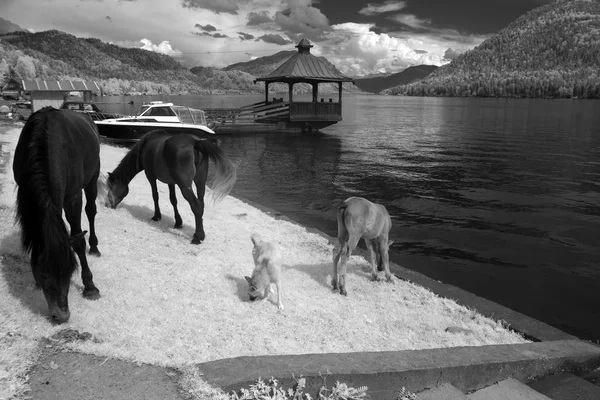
106, 130, 237, 244
332, 197, 394, 296
13, 107, 102, 323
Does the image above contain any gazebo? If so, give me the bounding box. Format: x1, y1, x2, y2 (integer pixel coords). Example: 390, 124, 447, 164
253, 38, 354, 131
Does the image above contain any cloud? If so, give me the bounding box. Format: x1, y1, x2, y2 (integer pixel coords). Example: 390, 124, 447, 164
324, 22, 470, 76
238, 32, 255, 41
194, 31, 228, 38
105, 16, 112, 23
443, 48, 462, 60
195, 23, 217, 32
391, 14, 431, 30
139, 38, 183, 57
181, 0, 239, 15
274, 0, 330, 42
247, 11, 272, 26
256, 34, 293, 45
359, 1, 407, 16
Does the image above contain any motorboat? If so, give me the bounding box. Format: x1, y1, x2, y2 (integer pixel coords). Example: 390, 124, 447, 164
94, 101, 216, 144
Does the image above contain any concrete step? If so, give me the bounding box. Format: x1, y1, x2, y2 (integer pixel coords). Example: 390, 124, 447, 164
196, 339, 600, 400
528, 372, 600, 400
416, 383, 468, 400
467, 378, 552, 400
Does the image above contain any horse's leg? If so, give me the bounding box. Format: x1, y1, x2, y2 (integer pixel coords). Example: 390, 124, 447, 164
178, 184, 205, 244
338, 234, 360, 296
365, 239, 379, 281
84, 174, 100, 256
168, 184, 183, 229
64, 195, 100, 299
187, 162, 208, 244
146, 173, 161, 221
379, 235, 393, 282
332, 209, 349, 291
31, 247, 42, 289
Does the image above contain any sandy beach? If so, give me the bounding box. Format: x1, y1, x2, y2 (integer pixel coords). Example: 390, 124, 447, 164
0, 121, 528, 399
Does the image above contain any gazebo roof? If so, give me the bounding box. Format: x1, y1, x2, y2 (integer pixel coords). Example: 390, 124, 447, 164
255, 39, 354, 84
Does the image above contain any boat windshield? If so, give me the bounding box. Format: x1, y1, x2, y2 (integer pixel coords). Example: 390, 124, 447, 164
172, 106, 207, 126
131, 105, 150, 116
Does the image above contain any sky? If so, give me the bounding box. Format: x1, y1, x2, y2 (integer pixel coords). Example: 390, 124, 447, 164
0, 0, 555, 77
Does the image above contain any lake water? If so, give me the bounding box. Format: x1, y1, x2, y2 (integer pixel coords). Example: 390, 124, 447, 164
100, 94, 600, 341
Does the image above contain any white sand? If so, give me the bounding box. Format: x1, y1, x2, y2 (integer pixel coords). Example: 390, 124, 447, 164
0, 123, 528, 399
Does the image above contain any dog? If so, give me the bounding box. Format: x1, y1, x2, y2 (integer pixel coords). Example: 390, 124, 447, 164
244, 233, 284, 310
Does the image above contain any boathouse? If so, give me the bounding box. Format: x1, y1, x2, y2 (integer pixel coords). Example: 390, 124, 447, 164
21, 79, 100, 112
205, 38, 354, 133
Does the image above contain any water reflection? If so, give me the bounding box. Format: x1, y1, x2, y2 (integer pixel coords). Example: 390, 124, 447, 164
218, 132, 342, 232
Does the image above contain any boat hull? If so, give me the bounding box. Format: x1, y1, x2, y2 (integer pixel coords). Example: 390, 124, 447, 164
95, 121, 215, 145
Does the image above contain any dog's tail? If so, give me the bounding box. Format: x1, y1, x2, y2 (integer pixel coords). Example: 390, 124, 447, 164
250, 233, 263, 246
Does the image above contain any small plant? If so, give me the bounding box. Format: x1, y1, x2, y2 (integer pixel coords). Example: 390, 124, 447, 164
396, 387, 418, 400
229, 376, 368, 400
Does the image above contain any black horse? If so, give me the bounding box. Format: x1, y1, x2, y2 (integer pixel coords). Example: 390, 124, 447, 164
13, 107, 102, 323
106, 130, 237, 244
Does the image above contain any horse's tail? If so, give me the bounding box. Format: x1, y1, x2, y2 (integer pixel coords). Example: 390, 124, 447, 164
14, 110, 77, 276
336, 202, 351, 256
96, 171, 109, 205
193, 139, 237, 203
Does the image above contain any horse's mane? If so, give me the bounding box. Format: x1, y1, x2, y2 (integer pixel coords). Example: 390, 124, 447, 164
111, 130, 166, 184
14, 107, 76, 277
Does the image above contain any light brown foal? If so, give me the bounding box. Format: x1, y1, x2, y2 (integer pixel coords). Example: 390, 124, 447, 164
332, 197, 394, 296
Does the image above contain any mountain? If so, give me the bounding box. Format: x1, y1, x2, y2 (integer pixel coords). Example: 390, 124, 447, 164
0, 17, 25, 35
223, 51, 295, 77
384, 0, 600, 99
354, 65, 438, 94
0, 30, 206, 95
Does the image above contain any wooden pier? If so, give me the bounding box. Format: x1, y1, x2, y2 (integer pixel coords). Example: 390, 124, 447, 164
204, 98, 343, 134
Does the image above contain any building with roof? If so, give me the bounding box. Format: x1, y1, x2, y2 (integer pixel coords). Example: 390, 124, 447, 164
21, 79, 100, 112
251, 38, 354, 132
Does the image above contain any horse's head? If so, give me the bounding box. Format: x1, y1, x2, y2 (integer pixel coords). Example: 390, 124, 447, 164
105, 172, 129, 208
33, 232, 86, 323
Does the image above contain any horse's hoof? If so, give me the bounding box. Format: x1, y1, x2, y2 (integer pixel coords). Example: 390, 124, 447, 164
151, 216, 161, 221
174, 223, 183, 229
83, 287, 100, 300
89, 248, 101, 257
340, 289, 347, 296
371, 275, 380, 282
386, 275, 393, 283
191, 238, 203, 245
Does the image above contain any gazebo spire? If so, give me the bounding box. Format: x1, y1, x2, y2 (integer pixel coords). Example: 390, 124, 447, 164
295, 38, 313, 54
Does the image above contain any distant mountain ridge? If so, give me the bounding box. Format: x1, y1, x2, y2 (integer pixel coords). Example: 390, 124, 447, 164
384, 0, 600, 98
0, 17, 25, 35
354, 65, 438, 93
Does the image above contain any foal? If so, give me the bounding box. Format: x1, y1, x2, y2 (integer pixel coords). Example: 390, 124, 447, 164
332, 197, 394, 296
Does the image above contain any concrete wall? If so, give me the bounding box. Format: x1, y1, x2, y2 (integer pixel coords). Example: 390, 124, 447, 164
30, 91, 65, 113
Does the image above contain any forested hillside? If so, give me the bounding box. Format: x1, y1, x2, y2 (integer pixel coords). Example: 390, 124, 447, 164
354, 65, 438, 93
384, 0, 600, 98
0, 29, 358, 96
